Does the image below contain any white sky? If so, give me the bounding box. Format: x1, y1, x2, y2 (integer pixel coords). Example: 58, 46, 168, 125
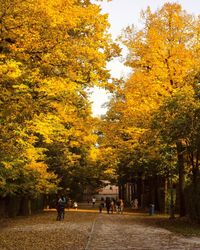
90, 0, 200, 116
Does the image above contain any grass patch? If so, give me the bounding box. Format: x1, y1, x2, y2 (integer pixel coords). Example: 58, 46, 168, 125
155, 217, 200, 236
134, 214, 200, 236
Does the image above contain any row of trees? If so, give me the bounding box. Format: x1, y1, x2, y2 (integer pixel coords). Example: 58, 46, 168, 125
99, 3, 200, 220
0, 0, 119, 216
2, 0, 200, 221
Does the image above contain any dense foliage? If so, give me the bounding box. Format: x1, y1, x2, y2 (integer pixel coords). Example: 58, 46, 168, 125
0, 0, 118, 204
99, 3, 200, 219
2, 0, 200, 221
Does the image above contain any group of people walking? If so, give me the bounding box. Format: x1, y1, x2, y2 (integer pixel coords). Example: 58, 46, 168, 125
99, 198, 124, 214
55, 195, 129, 220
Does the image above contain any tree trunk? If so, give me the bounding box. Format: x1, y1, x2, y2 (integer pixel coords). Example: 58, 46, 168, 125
5, 196, 21, 217
0, 198, 6, 218
176, 140, 186, 217
18, 197, 32, 216
137, 174, 145, 208
154, 175, 160, 211
163, 177, 168, 213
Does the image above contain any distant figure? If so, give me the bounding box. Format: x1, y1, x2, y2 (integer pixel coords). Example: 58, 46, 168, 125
105, 197, 111, 214
59, 195, 66, 219
56, 196, 62, 221
99, 201, 104, 213
56, 195, 66, 220
100, 197, 104, 208
116, 199, 121, 213
92, 197, 96, 207
119, 199, 124, 214
133, 198, 138, 209
73, 201, 78, 210
110, 199, 115, 213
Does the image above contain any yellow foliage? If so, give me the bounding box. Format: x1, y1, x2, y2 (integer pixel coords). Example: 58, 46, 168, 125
0, 0, 119, 196
0, 60, 22, 79
99, 3, 200, 180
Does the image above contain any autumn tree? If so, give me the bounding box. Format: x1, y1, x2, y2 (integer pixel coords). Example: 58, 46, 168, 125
122, 3, 200, 214
0, 0, 119, 215
152, 85, 200, 219
100, 3, 200, 215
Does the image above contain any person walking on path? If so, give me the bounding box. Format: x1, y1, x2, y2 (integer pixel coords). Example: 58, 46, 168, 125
133, 198, 138, 209
110, 199, 115, 213
56, 196, 62, 221
58, 195, 66, 220
105, 197, 111, 214
119, 199, 124, 214
116, 199, 120, 213
92, 197, 96, 207
56, 195, 66, 221
73, 201, 78, 210
99, 202, 104, 213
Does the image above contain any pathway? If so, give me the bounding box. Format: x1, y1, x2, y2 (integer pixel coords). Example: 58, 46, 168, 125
0, 210, 200, 249
86, 213, 200, 250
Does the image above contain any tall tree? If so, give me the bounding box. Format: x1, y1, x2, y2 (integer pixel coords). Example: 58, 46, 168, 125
0, 0, 119, 203
101, 3, 200, 215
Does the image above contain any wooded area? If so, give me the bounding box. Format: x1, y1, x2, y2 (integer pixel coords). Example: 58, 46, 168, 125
1, 1, 200, 222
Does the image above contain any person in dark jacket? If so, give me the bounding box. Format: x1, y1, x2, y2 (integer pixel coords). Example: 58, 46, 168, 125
56, 195, 66, 221
105, 197, 111, 214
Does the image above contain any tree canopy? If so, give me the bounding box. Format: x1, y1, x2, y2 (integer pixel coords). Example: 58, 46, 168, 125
0, 0, 119, 199
99, 3, 200, 218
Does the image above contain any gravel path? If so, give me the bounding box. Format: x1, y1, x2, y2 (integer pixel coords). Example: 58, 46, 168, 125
87, 213, 200, 250
0, 210, 200, 250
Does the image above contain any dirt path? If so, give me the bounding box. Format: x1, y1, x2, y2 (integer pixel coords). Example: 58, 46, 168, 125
0, 210, 200, 249
0, 211, 96, 250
